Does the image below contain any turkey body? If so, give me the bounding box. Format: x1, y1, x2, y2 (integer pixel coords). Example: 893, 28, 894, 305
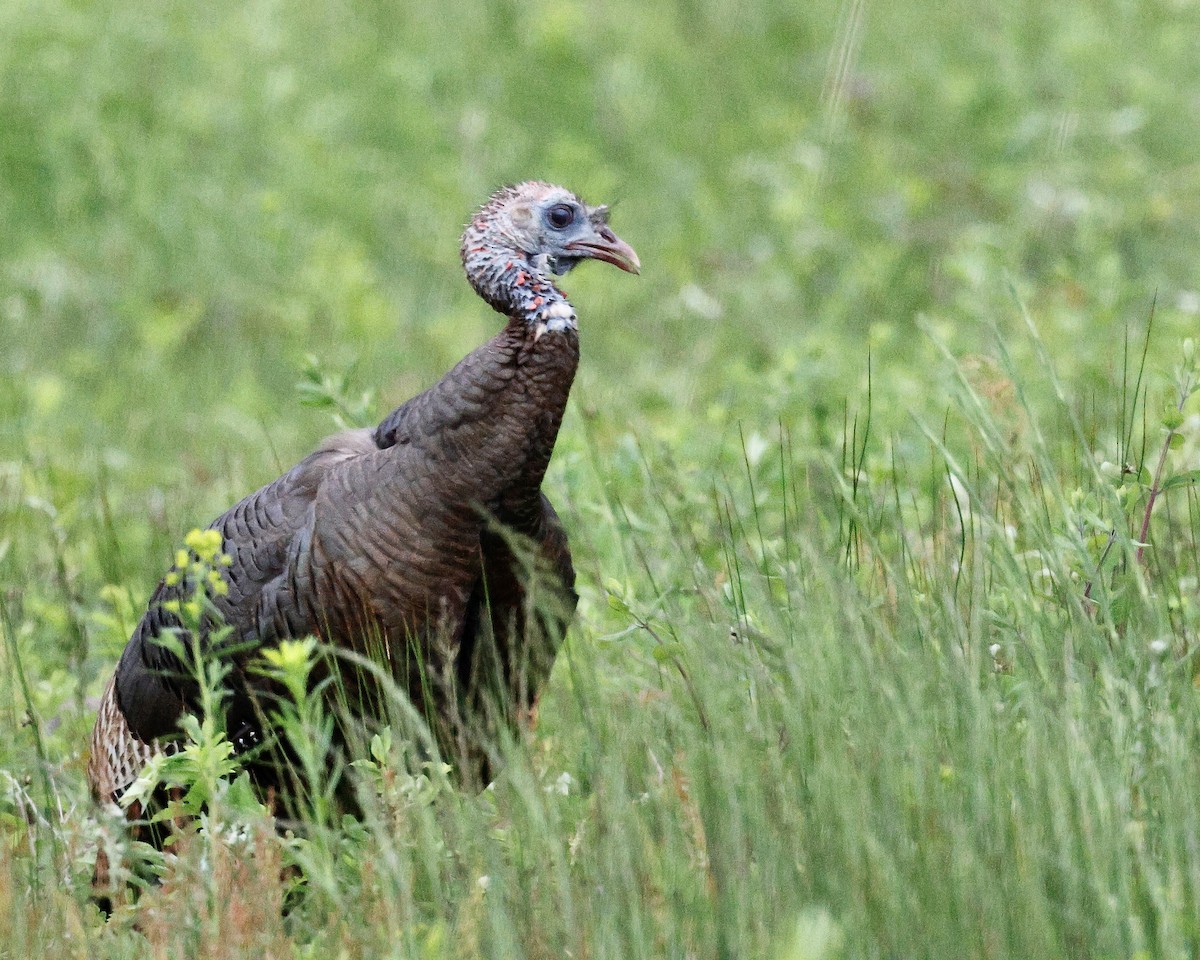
88, 182, 639, 817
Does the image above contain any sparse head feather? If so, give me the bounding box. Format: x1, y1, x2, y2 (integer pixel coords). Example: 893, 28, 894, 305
460, 181, 639, 322
461, 181, 586, 261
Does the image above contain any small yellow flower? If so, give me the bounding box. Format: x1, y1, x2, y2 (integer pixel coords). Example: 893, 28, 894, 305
260, 638, 318, 673
184, 528, 224, 564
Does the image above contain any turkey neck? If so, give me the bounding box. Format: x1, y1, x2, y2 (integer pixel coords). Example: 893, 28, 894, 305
489, 317, 578, 520
461, 213, 578, 332
375, 229, 583, 516
376, 314, 578, 514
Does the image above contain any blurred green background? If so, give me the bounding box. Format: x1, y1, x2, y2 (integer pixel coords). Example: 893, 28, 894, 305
5, 0, 1199, 473
4, 0, 1200, 954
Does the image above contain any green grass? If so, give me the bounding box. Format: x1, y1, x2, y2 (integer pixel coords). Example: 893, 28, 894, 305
4, 0, 1200, 955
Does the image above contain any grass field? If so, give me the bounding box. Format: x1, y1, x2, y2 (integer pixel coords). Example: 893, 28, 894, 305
4, 0, 1200, 956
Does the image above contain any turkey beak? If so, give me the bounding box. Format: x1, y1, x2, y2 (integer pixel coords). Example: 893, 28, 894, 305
566, 226, 641, 275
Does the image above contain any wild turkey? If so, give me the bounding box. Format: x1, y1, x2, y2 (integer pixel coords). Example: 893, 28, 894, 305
88, 181, 640, 826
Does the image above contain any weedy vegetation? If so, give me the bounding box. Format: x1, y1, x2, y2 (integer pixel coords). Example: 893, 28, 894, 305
3, 0, 1200, 957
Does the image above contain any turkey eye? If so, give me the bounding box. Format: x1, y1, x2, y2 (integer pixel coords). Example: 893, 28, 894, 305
546, 204, 575, 229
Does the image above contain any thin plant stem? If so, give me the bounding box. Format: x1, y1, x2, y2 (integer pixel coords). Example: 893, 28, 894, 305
1137, 369, 1194, 568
